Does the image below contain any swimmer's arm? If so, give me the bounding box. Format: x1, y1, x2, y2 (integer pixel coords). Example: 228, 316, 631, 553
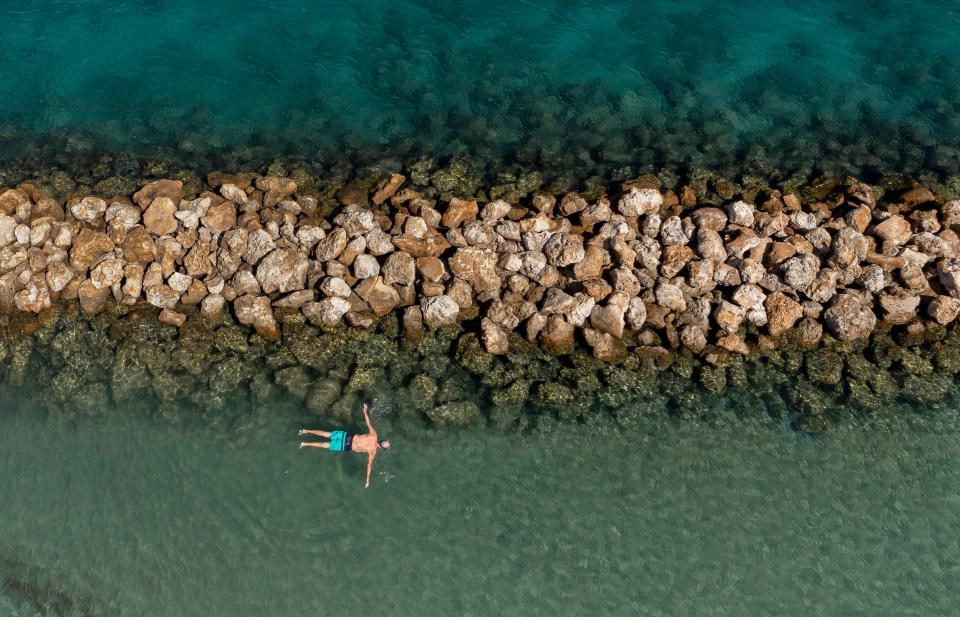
362, 403, 375, 434
365, 452, 375, 488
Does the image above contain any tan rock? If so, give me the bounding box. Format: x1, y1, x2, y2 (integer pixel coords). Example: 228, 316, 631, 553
679, 324, 708, 353
540, 315, 574, 354
878, 289, 920, 324
441, 198, 478, 229
589, 303, 625, 338
824, 292, 876, 341
371, 173, 406, 205
202, 200, 237, 233
302, 297, 352, 328
90, 258, 125, 289
354, 276, 400, 316
764, 292, 803, 336
255, 176, 298, 208
449, 248, 500, 292
69, 229, 115, 271
0, 188, 30, 217
421, 294, 460, 327
180, 279, 208, 305
158, 309, 187, 327
256, 248, 309, 293
233, 294, 279, 339
928, 296, 960, 325
133, 179, 183, 209
120, 263, 144, 304
14, 273, 50, 313
78, 279, 111, 315
145, 284, 180, 310
121, 226, 157, 263
392, 231, 451, 258
873, 215, 912, 245
46, 260, 76, 292
481, 317, 509, 354
142, 197, 178, 235
572, 244, 606, 280
69, 196, 107, 225
690, 207, 727, 231
200, 293, 226, 320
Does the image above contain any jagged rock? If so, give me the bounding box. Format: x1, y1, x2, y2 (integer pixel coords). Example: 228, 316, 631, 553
874, 215, 912, 245
70, 229, 114, 271
354, 276, 400, 316
481, 317, 509, 354
145, 284, 180, 309
70, 196, 107, 224
715, 301, 746, 333
46, 261, 75, 292
78, 278, 111, 314
780, 253, 820, 292
421, 295, 459, 327
543, 233, 585, 266
732, 284, 766, 310
540, 288, 574, 315
90, 258, 124, 289
589, 303, 625, 338
133, 179, 183, 209
618, 187, 662, 216
440, 198, 478, 229
764, 292, 803, 336
158, 309, 187, 327
680, 324, 708, 352
334, 208, 377, 237
823, 292, 876, 341
655, 282, 686, 312
928, 296, 960, 325
726, 200, 755, 227
142, 197, 178, 235
540, 315, 574, 354
255, 175, 298, 207
256, 248, 309, 293
878, 289, 920, 324
449, 248, 500, 291
14, 273, 50, 313
200, 293, 226, 320
303, 297, 351, 328
234, 294, 278, 339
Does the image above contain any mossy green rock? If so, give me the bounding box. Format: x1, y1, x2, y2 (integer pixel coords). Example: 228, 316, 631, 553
427, 400, 480, 426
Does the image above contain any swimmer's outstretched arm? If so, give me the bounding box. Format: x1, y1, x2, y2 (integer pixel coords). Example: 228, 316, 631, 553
365, 452, 375, 488
362, 403, 375, 434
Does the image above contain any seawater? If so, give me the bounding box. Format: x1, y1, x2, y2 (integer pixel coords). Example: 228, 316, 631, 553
0, 1, 958, 175
1, 391, 959, 616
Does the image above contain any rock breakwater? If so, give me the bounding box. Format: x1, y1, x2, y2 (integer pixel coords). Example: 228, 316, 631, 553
2, 170, 959, 362
4, 166, 960, 431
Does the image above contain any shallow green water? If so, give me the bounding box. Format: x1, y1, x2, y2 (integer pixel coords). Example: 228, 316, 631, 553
1, 395, 958, 616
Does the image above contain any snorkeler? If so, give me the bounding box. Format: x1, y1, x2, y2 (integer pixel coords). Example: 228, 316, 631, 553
299, 403, 391, 488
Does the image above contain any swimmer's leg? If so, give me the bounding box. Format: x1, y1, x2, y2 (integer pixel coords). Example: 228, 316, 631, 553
299, 442, 331, 449
299, 429, 332, 437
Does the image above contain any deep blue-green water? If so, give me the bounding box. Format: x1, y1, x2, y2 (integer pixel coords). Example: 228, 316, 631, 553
0, 0, 959, 175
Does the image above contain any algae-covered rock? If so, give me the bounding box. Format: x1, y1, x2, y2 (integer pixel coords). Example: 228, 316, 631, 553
898, 350, 934, 375
426, 400, 480, 426
806, 350, 844, 385
408, 374, 438, 411
208, 356, 252, 396
455, 333, 493, 375
535, 381, 574, 408
490, 379, 529, 407
274, 366, 312, 402
902, 374, 951, 407
699, 365, 727, 393
305, 377, 342, 415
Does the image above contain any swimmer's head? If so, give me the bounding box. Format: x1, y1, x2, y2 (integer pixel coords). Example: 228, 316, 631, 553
379, 439, 391, 449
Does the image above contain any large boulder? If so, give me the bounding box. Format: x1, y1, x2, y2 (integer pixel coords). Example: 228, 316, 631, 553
70, 229, 115, 271
302, 297, 352, 328
142, 197, 178, 235
823, 292, 877, 341
449, 248, 500, 292
354, 276, 400, 316
256, 248, 309, 293
234, 294, 279, 339
764, 292, 803, 336
617, 187, 662, 216
421, 295, 460, 327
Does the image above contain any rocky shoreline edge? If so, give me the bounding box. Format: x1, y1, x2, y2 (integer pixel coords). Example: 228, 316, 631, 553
3, 167, 960, 430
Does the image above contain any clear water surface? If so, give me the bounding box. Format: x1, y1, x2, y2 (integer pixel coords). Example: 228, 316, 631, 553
1, 391, 958, 616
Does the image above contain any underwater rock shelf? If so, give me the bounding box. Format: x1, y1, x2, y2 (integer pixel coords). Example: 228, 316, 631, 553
3, 166, 960, 429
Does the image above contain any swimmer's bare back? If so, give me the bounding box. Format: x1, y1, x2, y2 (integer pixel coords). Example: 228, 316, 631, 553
299, 403, 391, 488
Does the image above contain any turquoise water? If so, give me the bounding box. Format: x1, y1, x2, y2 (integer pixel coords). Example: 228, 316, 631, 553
1, 393, 959, 616
0, 1, 958, 175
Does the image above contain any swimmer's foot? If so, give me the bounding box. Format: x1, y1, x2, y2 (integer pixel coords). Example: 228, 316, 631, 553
298, 429, 305, 435
299, 442, 305, 449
